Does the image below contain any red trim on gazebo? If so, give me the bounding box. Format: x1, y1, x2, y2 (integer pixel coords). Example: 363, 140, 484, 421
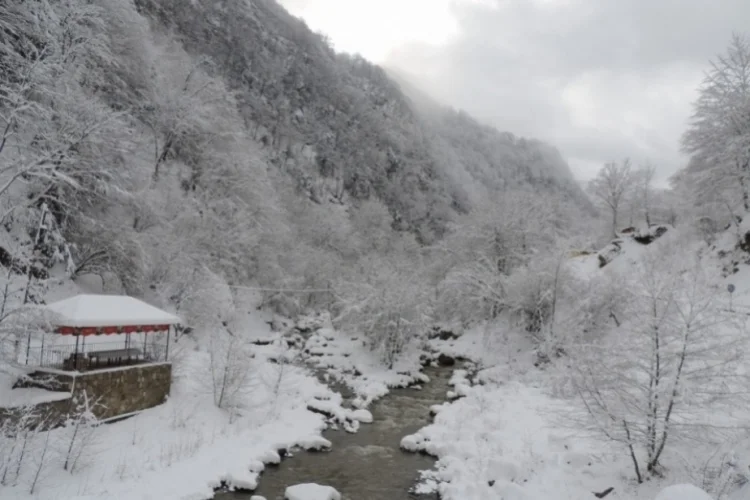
54, 325, 171, 336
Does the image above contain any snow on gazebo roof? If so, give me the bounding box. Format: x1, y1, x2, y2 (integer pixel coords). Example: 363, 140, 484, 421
45, 294, 181, 328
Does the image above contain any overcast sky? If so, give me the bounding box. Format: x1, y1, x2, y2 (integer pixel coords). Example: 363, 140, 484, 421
279, 0, 750, 183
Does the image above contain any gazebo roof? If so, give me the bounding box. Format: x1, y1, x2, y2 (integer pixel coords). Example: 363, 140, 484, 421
45, 294, 181, 328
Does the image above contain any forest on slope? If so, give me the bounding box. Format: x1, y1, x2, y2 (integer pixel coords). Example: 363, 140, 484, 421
0, 0, 595, 365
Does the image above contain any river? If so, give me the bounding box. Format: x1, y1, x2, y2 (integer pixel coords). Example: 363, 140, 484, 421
215, 365, 452, 500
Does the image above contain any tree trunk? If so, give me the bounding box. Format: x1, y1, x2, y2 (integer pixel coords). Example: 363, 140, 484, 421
623, 420, 643, 484
612, 208, 618, 239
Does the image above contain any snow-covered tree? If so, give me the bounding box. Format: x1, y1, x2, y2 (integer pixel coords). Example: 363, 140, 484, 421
0, 0, 122, 218
434, 188, 569, 325
334, 254, 429, 368
570, 240, 749, 483
587, 159, 634, 238
681, 33, 750, 212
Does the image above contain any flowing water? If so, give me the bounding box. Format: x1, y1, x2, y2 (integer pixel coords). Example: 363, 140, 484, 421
216, 366, 451, 500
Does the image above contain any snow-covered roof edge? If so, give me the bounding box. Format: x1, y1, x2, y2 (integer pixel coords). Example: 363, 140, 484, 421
45, 294, 181, 328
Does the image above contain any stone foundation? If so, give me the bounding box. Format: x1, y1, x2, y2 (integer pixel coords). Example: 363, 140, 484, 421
2, 363, 172, 428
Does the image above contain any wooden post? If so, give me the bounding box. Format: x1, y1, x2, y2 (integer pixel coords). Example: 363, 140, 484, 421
81, 335, 86, 369
74, 335, 80, 368
165, 326, 170, 362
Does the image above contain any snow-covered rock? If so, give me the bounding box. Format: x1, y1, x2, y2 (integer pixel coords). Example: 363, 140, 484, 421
250, 496, 267, 500
429, 403, 444, 415
224, 472, 259, 491
597, 240, 623, 268
453, 383, 471, 397
247, 460, 265, 473
284, 483, 341, 500
298, 435, 332, 451
633, 224, 669, 245
400, 433, 424, 452
259, 449, 281, 465
654, 484, 713, 500
307, 398, 347, 422
349, 409, 373, 423
449, 369, 469, 386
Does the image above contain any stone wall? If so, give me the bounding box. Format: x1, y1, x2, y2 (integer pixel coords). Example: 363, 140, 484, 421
1, 363, 172, 428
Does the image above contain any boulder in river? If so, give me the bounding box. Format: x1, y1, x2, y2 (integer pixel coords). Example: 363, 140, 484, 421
437, 353, 456, 366
284, 483, 341, 500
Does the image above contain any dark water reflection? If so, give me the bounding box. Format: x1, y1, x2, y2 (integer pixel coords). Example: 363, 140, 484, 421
217, 366, 451, 500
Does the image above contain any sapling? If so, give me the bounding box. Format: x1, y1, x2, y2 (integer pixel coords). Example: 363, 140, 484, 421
63, 390, 101, 473
29, 427, 52, 494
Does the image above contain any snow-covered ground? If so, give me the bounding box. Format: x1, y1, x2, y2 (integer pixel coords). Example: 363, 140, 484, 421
0, 338, 339, 499
400, 324, 739, 500
0, 302, 430, 500
397, 224, 750, 500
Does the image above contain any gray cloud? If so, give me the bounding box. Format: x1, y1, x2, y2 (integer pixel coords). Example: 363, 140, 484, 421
386, 0, 750, 183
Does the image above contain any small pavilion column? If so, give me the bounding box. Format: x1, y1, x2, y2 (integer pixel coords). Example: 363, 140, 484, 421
165, 326, 170, 362
74, 335, 80, 367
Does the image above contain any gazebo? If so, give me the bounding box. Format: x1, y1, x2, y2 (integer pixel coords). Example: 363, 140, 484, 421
39, 294, 181, 371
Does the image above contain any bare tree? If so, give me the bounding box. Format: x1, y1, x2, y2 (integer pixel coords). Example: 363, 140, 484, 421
28, 428, 52, 494
588, 160, 633, 238
681, 33, 750, 212
0, 405, 40, 486
570, 243, 749, 483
